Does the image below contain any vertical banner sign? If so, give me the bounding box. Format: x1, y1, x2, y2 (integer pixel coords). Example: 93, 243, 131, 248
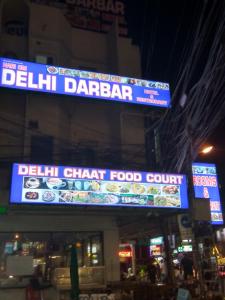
10, 163, 188, 208
0, 57, 171, 108
192, 162, 223, 225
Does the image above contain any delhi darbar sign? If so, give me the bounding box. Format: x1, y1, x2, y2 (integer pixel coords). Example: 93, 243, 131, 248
10, 163, 188, 208
0, 58, 171, 108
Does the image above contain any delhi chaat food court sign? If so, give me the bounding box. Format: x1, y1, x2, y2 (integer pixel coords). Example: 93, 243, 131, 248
0, 58, 171, 108
10, 163, 188, 208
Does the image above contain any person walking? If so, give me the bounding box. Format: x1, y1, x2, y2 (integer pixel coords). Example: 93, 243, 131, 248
180, 253, 193, 281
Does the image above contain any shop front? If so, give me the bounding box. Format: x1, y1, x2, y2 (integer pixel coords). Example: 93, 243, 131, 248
119, 243, 135, 280
0, 214, 119, 300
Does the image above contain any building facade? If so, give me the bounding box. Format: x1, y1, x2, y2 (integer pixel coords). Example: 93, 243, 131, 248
0, 0, 166, 291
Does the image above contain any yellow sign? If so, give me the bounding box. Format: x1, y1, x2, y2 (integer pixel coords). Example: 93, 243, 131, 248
218, 257, 225, 265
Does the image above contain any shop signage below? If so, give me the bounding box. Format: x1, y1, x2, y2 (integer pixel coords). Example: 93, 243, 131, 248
0, 57, 171, 108
118, 251, 132, 258
10, 163, 188, 209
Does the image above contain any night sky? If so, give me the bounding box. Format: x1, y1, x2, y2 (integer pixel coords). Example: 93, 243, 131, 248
125, 0, 225, 199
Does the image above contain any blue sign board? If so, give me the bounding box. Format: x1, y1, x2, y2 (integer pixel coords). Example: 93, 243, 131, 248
192, 162, 223, 225
10, 163, 188, 208
0, 57, 171, 108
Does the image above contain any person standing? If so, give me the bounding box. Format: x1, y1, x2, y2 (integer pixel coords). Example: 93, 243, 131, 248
180, 253, 194, 281
147, 259, 157, 284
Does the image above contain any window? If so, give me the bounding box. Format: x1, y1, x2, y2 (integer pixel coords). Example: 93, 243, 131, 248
30, 135, 54, 164
35, 55, 54, 65
0, 231, 104, 281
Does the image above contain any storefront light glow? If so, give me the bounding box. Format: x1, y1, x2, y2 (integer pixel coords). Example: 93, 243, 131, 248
118, 251, 132, 258
10, 163, 189, 209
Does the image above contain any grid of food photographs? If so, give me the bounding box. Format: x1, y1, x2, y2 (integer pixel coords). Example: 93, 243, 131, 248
22, 176, 182, 208
46, 66, 170, 90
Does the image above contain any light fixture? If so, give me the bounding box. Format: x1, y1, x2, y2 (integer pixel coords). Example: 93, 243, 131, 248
14, 234, 20, 239
201, 145, 214, 154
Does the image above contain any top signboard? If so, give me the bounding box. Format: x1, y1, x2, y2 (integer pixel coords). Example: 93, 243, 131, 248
192, 162, 223, 225
31, 0, 128, 37
0, 58, 171, 108
10, 163, 188, 209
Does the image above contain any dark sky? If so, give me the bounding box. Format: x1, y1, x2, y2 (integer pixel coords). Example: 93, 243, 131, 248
125, 0, 225, 196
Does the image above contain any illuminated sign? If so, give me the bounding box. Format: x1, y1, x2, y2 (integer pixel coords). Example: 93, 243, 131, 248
150, 245, 162, 256
150, 236, 163, 245
0, 58, 171, 108
192, 163, 223, 225
177, 245, 192, 252
10, 163, 188, 208
118, 251, 132, 258
182, 245, 192, 252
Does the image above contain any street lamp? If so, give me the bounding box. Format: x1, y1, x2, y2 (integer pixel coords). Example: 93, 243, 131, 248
200, 145, 214, 154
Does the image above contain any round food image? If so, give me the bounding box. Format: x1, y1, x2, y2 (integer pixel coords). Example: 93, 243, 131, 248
162, 185, 179, 194
104, 194, 119, 204
89, 193, 105, 204
110, 75, 121, 83
25, 191, 39, 200
25, 177, 40, 189
154, 196, 167, 207
147, 186, 160, 195
46, 178, 66, 189
59, 191, 73, 202
42, 191, 56, 202
211, 213, 223, 221
99, 74, 110, 81
90, 181, 100, 191
132, 183, 145, 194
119, 183, 131, 193
74, 181, 82, 190
166, 196, 180, 207
72, 192, 88, 203
47, 66, 58, 74
80, 71, 90, 78
83, 181, 90, 191
105, 182, 119, 193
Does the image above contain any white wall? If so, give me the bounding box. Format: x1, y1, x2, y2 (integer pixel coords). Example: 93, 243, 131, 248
29, 3, 72, 65
0, 288, 25, 300
104, 229, 120, 281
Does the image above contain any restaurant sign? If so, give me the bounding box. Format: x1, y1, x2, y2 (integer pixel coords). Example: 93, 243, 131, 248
0, 57, 171, 108
192, 162, 223, 225
31, 0, 128, 37
10, 163, 188, 208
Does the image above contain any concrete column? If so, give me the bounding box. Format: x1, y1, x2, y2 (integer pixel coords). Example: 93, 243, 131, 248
104, 229, 120, 282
